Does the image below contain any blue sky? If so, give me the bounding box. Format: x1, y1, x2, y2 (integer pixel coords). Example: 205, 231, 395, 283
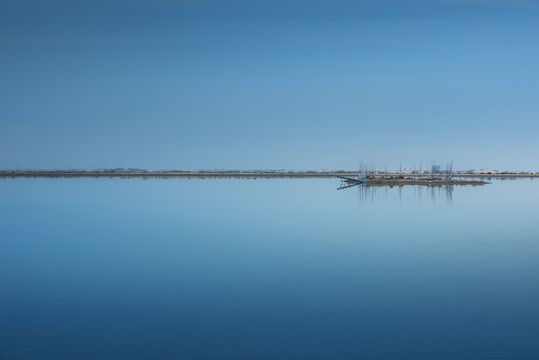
1, 0, 538, 170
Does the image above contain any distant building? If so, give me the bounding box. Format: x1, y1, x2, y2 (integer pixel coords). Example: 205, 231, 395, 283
475, 169, 505, 175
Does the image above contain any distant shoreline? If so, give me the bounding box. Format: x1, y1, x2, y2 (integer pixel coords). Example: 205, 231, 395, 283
1, 171, 537, 179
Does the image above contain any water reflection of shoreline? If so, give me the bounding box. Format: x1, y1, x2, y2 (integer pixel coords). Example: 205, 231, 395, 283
345, 184, 456, 205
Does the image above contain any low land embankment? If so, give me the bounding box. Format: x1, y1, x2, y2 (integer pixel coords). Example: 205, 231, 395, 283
0, 171, 537, 179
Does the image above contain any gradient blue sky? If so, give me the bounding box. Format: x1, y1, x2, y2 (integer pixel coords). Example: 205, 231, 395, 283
1, 0, 538, 170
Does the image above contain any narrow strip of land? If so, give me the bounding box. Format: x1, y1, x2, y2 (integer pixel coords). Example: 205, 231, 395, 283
339, 176, 487, 187
0, 170, 536, 179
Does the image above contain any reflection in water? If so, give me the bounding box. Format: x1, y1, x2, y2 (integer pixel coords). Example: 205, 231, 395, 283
340, 183, 455, 205
1, 178, 539, 359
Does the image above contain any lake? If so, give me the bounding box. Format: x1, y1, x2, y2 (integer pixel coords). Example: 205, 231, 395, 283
1, 178, 538, 359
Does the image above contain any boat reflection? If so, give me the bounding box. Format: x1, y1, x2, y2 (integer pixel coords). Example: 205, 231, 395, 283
339, 182, 457, 205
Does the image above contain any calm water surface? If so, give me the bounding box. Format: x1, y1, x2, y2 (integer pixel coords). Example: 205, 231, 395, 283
1, 178, 538, 359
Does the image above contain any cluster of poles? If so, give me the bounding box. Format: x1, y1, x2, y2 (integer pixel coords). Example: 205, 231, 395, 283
356, 160, 454, 180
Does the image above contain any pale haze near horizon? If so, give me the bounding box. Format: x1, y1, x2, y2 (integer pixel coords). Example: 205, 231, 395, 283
1, 0, 538, 171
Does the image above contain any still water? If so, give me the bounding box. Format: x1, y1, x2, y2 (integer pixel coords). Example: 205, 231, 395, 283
1, 178, 538, 359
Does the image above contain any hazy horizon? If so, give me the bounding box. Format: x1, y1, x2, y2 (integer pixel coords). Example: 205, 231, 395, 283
1, 165, 538, 172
